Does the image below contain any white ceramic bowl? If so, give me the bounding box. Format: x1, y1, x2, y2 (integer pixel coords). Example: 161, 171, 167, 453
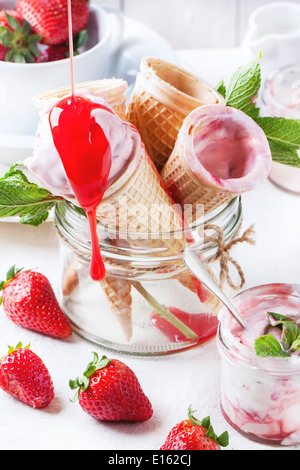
0, 1, 123, 162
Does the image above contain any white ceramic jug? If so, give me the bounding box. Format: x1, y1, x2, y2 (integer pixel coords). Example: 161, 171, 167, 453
242, 2, 300, 81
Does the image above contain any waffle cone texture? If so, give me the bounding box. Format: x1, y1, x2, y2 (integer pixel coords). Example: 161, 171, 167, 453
33, 78, 128, 120
160, 138, 237, 225
126, 57, 225, 172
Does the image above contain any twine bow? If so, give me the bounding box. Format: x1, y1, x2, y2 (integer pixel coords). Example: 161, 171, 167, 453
204, 223, 256, 290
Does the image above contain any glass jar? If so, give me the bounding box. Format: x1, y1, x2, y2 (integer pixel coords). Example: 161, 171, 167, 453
261, 62, 300, 193
55, 196, 243, 356
217, 283, 300, 446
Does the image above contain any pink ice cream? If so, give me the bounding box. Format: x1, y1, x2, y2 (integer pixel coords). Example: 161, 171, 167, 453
25, 92, 141, 198
180, 105, 272, 192
218, 283, 300, 446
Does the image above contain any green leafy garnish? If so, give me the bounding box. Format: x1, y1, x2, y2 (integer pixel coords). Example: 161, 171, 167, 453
218, 53, 300, 168
0, 165, 62, 226
225, 52, 261, 119
254, 334, 291, 358
255, 117, 300, 167
254, 312, 300, 357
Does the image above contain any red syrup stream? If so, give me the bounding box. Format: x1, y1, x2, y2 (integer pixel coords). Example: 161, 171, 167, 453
50, 96, 112, 280
49, 0, 112, 281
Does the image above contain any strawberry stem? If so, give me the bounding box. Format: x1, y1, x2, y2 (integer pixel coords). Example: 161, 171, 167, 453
69, 353, 112, 402
188, 405, 229, 448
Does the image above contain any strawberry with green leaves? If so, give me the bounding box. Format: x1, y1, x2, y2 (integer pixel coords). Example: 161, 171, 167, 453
0, 265, 72, 339
15, 0, 90, 46
0, 10, 41, 63
160, 406, 229, 450
0, 342, 54, 409
70, 353, 153, 422
37, 29, 88, 63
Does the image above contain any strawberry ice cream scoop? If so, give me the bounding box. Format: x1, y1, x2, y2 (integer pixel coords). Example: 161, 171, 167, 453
161, 105, 272, 221
25, 92, 141, 198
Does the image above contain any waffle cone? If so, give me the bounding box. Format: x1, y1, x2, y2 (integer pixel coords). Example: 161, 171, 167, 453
160, 139, 237, 225
61, 259, 133, 341
177, 269, 220, 311
100, 276, 133, 341
33, 78, 127, 120
97, 146, 183, 235
126, 57, 225, 171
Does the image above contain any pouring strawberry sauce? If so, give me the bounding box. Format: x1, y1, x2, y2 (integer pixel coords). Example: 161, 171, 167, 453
49, 0, 111, 281
49, 96, 112, 281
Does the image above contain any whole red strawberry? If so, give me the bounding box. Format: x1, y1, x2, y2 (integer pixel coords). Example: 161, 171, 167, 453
0, 342, 54, 409
36, 30, 88, 62
36, 44, 69, 62
160, 406, 229, 450
15, 0, 90, 46
0, 10, 41, 62
70, 353, 153, 422
0, 265, 72, 339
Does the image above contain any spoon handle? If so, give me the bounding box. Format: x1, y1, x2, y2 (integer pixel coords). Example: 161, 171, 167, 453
184, 247, 249, 330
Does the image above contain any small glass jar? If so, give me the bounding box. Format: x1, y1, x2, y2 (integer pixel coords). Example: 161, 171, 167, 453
55, 196, 243, 356
261, 63, 300, 193
217, 283, 300, 446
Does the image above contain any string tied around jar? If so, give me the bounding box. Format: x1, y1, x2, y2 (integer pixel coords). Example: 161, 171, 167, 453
204, 223, 255, 290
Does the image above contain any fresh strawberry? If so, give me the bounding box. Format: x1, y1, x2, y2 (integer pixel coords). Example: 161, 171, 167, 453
0, 265, 72, 339
36, 44, 69, 62
70, 353, 153, 422
0, 342, 54, 409
0, 10, 41, 62
36, 30, 88, 62
15, 0, 90, 46
160, 406, 229, 450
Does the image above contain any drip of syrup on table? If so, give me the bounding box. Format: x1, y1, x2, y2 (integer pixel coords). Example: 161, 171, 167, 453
49, 0, 111, 281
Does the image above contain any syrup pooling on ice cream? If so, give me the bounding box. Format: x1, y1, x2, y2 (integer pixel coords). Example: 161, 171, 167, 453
26, 93, 140, 199
49, 95, 112, 281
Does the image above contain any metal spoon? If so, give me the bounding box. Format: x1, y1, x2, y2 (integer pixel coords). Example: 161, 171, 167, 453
184, 246, 251, 330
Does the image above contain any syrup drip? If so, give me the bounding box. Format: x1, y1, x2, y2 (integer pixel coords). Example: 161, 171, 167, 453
49, 0, 112, 281
50, 96, 112, 281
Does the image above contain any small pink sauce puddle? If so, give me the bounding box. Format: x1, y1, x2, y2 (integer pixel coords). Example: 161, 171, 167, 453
49, 0, 111, 281
151, 307, 219, 345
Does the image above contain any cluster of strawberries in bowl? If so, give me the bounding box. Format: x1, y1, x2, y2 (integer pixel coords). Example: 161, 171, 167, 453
0, 0, 89, 63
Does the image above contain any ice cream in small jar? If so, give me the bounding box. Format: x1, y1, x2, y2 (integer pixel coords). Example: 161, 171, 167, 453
261, 63, 300, 193
217, 283, 300, 446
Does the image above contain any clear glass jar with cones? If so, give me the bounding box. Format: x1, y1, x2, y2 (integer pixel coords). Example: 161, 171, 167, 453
54, 195, 254, 356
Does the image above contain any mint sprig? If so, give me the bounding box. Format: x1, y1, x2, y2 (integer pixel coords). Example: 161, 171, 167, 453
254, 312, 300, 358
218, 53, 300, 168
225, 52, 261, 119
0, 165, 62, 226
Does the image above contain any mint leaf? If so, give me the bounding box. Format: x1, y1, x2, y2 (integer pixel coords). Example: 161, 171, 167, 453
220, 54, 300, 168
0, 166, 61, 226
281, 321, 299, 351
254, 334, 291, 358
225, 52, 261, 119
267, 311, 296, 326
215, 79, 226, 98
255, 117, 300, 167
291, 336, 300, 352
